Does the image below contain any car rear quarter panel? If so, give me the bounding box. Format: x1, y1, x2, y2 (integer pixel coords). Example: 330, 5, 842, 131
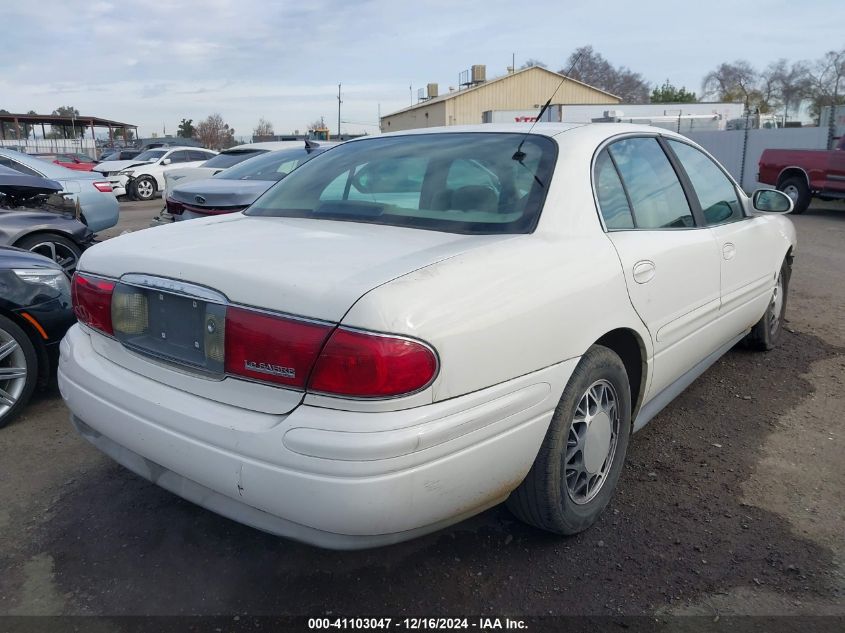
341, 232, 648, 404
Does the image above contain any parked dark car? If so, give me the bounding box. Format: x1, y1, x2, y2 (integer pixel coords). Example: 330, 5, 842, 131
158, 142, 335, 223
0, 165, 95, 274
0, 245, 75, 428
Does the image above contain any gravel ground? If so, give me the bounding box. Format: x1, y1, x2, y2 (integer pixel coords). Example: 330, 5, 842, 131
0, 199, 843, 617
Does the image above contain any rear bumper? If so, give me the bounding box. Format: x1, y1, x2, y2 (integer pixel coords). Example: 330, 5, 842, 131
58, 325, 574, 548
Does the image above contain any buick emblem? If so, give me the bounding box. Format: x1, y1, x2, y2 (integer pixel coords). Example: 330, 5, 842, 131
195, 195, 206, 204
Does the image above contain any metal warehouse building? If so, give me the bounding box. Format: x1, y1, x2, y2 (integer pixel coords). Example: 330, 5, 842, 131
380, 64, 621, 132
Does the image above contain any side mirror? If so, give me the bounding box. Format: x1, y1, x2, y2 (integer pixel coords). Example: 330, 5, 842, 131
752, 189, 793, 214
161, 158, 172, 165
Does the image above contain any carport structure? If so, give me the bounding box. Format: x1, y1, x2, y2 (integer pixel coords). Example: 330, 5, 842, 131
0, 112, 138, 145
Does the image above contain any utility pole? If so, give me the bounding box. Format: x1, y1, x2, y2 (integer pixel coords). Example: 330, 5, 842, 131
337, 84, 342, 140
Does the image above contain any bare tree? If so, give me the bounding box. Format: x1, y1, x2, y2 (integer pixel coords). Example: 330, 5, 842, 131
806, 48, 845, 123
253, 117, 274, 137
520, 59, 547, 69
701, 60, 766, 110
762, 59, 811, 122
562, 46, 650, 103
195, 113, 236, 150
308, 117, 327, 131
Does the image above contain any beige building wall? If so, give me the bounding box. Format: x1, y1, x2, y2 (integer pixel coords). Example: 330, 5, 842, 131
445, 69, 618, 126
381, 67, 621, 132
381, 101, 446, 133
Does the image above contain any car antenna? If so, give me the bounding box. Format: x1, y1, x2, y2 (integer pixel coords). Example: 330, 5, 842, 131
512, 51, 584, 163
304, 139, 320, 151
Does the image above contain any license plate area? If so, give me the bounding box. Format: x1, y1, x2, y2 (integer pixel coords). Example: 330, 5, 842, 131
112, 283, 226, 375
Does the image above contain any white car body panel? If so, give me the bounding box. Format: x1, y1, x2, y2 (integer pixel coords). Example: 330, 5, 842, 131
59, 123, 797, 548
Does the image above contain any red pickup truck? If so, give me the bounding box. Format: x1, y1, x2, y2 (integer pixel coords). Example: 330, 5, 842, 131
758, 136, 845, 213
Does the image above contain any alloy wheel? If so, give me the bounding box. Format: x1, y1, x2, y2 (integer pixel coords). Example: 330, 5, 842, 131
136, 179, 154, 199
0, 328, 28, 420
27, 240, 79, 274
565, 379, 620, 504
770, 271, 784, 336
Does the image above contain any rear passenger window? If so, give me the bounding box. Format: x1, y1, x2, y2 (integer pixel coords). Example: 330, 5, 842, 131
594, 149, 634, 229
667, 140, 744, 225
608, 137, 694, 229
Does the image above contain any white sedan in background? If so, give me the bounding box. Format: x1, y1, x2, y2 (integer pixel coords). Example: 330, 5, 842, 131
59, 124, 795, 549
94, 146, 217, 199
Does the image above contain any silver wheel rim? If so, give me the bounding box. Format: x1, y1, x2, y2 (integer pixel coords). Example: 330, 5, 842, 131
770, 271, 784, 335
0, 327, 28, 419
27, 240, 78, 274
565, 379, 620, 504
782, 185, 800, 204
136, 179, 154, 198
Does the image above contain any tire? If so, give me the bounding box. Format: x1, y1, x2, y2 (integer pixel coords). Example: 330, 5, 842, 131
777, 177, 811, 215
0, 314, 39, 429
745, 259, 790, 351
15, 233, 82, 276
133, 176, 157, 201
507, 345, 632, 535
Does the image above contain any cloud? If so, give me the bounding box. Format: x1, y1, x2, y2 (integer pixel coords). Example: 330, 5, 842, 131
3, 0, 843, 137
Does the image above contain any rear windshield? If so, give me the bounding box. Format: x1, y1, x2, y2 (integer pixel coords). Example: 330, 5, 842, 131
201, 149, 267, 169
246, 133, 557, 234
217, 148, 321, 181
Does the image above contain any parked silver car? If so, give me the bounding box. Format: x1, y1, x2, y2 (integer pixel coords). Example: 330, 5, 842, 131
0, 149, 119, 233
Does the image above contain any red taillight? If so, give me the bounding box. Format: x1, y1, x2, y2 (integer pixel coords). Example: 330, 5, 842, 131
71, 273, 115, 335
92, 181, 112, 193
224, 307, 332, 389
308, 329, 438, 398
165, 197, 185, 215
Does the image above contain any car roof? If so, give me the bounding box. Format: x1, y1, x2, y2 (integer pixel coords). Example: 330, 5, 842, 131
226, 141, 340, 152
362, 122, 690, 144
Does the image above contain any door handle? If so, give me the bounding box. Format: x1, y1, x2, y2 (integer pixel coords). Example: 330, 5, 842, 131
632, 260, 656, 284
722, 243, 736, 260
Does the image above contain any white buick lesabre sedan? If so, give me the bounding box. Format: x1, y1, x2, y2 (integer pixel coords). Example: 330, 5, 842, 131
58, 124, 796, 549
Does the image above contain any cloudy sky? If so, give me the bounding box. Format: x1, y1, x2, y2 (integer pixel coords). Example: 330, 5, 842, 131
2, 0, 841, 139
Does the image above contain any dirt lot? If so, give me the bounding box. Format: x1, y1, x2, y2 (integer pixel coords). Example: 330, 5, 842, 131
0, 199, 843, 617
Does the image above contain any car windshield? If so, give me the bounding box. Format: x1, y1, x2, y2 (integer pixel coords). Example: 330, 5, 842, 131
134, 150, 167, 162
246, 133, 557, 234
201, 149, 267, 169
216, 148, 321, 182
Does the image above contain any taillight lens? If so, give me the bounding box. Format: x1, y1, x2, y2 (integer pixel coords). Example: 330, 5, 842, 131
308, 329, 438, 398
224, 307, 332, 389
165, 197, 185, 215
71, 273, 115, 335
92, 181, 112, 193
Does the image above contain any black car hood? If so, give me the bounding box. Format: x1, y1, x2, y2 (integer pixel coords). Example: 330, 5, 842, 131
0, 244, 65, 270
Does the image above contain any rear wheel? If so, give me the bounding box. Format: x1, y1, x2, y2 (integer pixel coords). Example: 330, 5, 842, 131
777, 177, 810, 214
15, 233, 82, 275
0, 315, 38, 429
133, 176, 156, 201
746, 259, 790, 351
507, 345, 632, 534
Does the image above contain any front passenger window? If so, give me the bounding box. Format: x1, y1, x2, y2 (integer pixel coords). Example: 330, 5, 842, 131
667, 140, 743, 225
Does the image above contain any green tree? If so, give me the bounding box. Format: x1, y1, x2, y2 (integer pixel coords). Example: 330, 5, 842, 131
177, 118, 195, 138
650, 80, 697, 103
50, 105, 87, 138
